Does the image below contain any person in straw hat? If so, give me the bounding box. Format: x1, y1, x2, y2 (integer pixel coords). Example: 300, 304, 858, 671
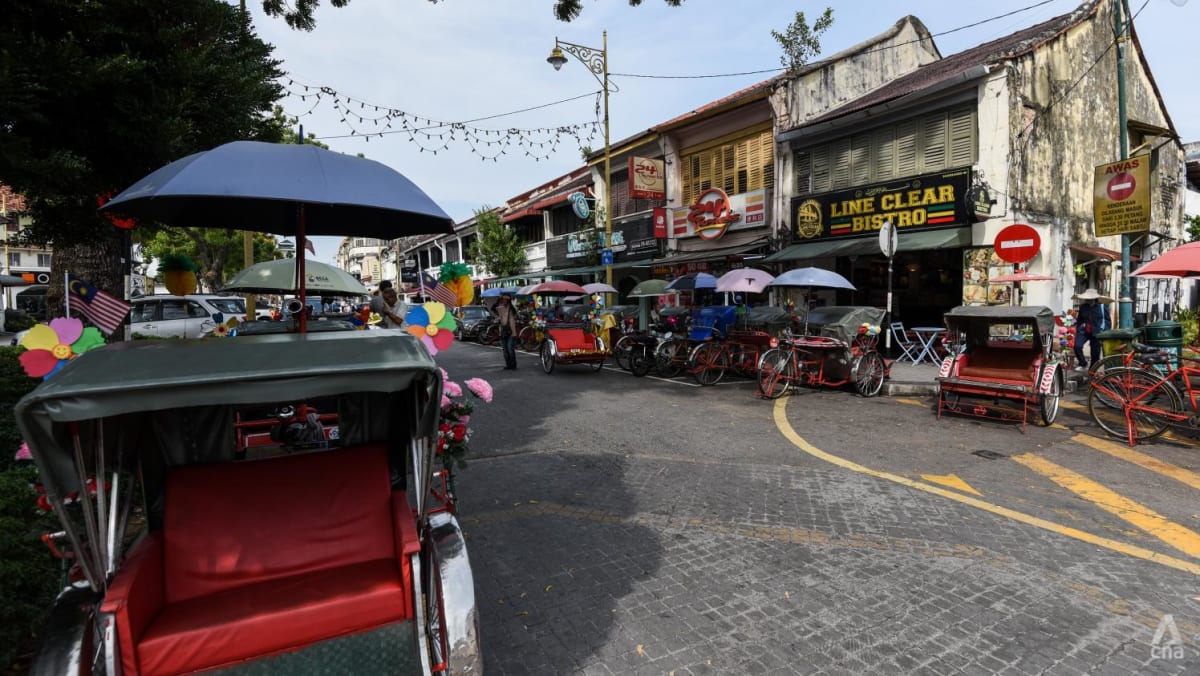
1071, 288, 1113, 370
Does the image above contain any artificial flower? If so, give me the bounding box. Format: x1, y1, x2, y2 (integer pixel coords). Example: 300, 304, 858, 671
19, 318, 105, 379
405, 301, 457, 355
441, 394, 452, 410
444, 380, 463, 398
15, 441, 32, 461
465, 378, 493, 403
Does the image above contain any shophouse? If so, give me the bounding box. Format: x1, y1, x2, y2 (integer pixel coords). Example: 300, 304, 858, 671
768, 0, 1186, 326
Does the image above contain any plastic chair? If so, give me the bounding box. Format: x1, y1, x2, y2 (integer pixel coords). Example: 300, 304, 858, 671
890, 322, 919, 362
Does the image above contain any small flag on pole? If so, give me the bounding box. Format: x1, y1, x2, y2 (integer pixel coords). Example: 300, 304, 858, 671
67, 274, 131, 335
421, 273, 459, 307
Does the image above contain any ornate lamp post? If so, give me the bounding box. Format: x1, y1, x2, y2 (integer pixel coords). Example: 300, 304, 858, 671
548, 33, 613, 297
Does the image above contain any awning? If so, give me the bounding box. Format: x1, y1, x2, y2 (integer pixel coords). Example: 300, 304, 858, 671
1069, 243, 1120, 261
654, 240, 770, 265
546, 258, 655, 276
764, 227, 972, 263
501, 208, 541, 224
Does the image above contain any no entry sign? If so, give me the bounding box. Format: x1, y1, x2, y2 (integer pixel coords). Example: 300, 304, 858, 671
993, 224, 1040, 264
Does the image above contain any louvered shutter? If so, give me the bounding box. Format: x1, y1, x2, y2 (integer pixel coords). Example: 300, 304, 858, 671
948, 106, 975, 168
895, 120, 918, 176
794, 150, 812, 194
850, 133, 871, 185
831, 138, 851, 189
873, 127, 895, 181
922, 113, 948, 172
811, 146, 831, 193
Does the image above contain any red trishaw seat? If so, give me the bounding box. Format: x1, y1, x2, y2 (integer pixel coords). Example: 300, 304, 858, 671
955, 347, 1036, 383
101, 444, 419, 675
548, 327, 595, 351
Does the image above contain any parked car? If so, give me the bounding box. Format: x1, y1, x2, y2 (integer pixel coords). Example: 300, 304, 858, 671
455, 305, 494, 341
130, 294, 251, 338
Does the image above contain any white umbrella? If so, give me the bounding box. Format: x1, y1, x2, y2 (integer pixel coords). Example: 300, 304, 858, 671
223, 258, 368, 296
582, 282, 618, 295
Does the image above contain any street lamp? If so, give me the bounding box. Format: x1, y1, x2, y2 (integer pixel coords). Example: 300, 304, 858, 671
548, 33, 614, 298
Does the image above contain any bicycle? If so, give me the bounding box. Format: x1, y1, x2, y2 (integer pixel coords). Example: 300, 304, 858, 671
1087, 348, 1197, 445
688, 328, 776, 386
757, 321, 886, 399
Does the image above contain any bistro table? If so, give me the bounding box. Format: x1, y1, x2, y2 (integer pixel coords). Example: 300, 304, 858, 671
910, 327, 947, 365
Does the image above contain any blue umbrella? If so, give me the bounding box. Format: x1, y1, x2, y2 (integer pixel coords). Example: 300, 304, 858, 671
665, 272, 717, 291
769, 267, 856, 290
482, 287, 520, 297
100, 141, 453, 238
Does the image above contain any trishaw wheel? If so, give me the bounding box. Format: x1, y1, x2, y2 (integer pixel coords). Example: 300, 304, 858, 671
540, 342, 555, 374
656, 340, 684, 378
1039, 366, 1064, 425
591, 356, 605, 371
853, 351, 886, 397
418, 512, 483, 676
691, 342, 727, 386
613, 335, 634, 370
1087, 367, 1180, 442
757, 348, 792, 399
519, 326, 539, 352
480, 324, 499, 346
630, 344, 654, 377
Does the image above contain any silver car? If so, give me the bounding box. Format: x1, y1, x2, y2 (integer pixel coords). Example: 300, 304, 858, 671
130, 295, 249, 338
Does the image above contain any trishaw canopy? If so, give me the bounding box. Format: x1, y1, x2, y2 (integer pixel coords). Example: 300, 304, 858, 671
943, 305, 1056, 347
802, 306, 886, 344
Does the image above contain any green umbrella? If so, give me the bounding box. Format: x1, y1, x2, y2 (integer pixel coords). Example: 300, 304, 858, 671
628, 279, 671, 297
223, 258, 368, 296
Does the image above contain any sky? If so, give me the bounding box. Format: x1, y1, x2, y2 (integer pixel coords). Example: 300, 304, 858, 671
242, 0, 1200, 264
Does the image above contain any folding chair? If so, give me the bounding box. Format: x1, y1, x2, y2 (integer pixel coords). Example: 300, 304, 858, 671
890, 322, 919, 362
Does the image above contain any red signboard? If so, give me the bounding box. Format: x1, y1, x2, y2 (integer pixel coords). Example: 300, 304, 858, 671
1106, 172, 1136, 201
993, 223, 1041, 264
653, 207, 668, 239
687, 188, 741, 241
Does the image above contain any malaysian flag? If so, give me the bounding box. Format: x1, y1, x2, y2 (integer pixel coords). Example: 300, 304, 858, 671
67, 274, 131, 335
421, 273, 459, 307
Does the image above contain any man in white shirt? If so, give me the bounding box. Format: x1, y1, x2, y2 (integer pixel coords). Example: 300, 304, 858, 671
379, 286, 407, 329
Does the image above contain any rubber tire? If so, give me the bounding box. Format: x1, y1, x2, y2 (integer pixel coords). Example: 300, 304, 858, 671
519, 326, 540, 352
1087, 367, 1180, 442
630, 344, 654, 377
613, 335, 634, 371
656, 339, 685, 378
852, 351, 886, 397
1039, 366, 1063, 425
757, 348, 793, 399
540, 342, 555, 374
479, 323, 500, 346
691, 342, 728, 386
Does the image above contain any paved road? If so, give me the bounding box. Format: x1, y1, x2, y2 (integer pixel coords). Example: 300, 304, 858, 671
437, 342, 1200, 674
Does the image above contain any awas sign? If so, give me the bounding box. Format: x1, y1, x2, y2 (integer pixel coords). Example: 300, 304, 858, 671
1093, 155, 1150, 237
992, 224, 1041, 264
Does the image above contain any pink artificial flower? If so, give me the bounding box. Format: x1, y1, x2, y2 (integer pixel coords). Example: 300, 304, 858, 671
441, 394, 452, 410
465, 378, 493, 403
440, 367, 450, 381
459, 415, 470, 425
15, 441, 32, 461
444, 380, 463, 398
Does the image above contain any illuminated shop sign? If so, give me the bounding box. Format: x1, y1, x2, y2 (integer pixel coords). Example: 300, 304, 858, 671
669, 188, 768, 240
791, 168, 970, 241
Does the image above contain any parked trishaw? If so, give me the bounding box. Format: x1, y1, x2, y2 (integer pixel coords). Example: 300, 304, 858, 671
17, 331, 480, 675
539, 314, 613, 373
756, 306, 889, 398
936, 305, 1064, 430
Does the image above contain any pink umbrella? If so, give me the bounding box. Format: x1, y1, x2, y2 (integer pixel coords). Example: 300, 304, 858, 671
581, 282, 618, 294
987, 271, 1056, 283
1131, 241, 1200, 277
529, 280, 588, 295
715, 268, 775, 294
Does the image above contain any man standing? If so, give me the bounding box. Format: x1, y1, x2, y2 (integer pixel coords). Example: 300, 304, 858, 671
1072, 288, 1112, 370
379, 286, 407, 329
493, 293, 519, 370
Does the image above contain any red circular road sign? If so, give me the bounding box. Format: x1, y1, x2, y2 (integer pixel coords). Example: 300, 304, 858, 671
993, 223, 1041, 264
1106, 172, 1136, 201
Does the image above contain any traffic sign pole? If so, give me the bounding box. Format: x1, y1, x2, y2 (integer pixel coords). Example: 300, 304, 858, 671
879, 220, 897, 351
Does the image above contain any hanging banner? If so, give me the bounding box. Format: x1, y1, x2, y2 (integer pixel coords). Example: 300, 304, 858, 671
1093, 154, 1151, 237
629, 157, 666, 200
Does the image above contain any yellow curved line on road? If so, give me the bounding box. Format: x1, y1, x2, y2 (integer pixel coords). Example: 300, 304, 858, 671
772, 397, 1200, 576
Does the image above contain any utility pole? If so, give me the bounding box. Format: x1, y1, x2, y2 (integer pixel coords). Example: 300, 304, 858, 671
1114, 0, 1133, 329
240, 0, 257, 320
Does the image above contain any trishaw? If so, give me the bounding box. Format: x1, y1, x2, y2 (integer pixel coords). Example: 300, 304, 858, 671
17, 331, 480, 675
936, 305, 1064, 430
756, 306, 889, 399
539, 315, 613, 373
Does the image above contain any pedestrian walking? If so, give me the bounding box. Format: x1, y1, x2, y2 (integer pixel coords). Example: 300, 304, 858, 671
493, 293, 519, 369
1072, 287, 1112, 370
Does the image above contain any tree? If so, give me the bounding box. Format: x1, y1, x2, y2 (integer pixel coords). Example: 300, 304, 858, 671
468, 208, 527, 278
0, 0, 284, 323
264, 0, 685, 30
1186, 214, 1200, 242
772, 8, 834, 73
143, 230, 279, 292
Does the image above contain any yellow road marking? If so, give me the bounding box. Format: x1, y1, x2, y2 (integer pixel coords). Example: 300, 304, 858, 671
1071, 434, 1200, 491
921, 473, 982, 496
1061, 400, 1087, 412
772, 398, 1200, 575
1012, 453, 1200, 558
893, 398, 926, 407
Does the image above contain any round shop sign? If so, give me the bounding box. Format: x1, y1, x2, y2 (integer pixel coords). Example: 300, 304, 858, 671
993, 223, 1041, 264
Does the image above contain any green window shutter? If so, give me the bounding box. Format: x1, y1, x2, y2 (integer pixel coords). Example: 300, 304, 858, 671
921, 112, 948, 172
850, 132, 871, 185
873, 127, 896, 181
830, 138, 852, 189
794, 149, 812, 194
812, 146, 831, 193
948, 106, 976, 168
896, 120, 918, 176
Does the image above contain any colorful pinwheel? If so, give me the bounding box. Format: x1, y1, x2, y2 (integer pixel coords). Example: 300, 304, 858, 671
405, 301, 457, 355
18, 318, 106, 379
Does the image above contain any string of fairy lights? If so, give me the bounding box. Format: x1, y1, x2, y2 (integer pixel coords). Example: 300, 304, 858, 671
278, 77, 604, 161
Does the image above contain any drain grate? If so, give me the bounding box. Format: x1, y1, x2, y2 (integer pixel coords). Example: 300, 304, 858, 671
972, 449, 1007, 460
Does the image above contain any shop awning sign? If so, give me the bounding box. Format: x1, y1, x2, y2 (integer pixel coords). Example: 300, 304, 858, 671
670, 188, 768, 240
992, 223, 1040, 264
1093, 154, 1150, 237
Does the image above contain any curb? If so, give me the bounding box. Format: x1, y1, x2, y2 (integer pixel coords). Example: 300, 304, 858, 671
882, 381, 938, 397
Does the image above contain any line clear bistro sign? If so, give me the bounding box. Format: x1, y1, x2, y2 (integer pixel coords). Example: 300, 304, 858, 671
1093, 154, 1151, 237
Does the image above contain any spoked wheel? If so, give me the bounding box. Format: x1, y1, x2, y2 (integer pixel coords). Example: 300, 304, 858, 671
656, 339, 685, 378
757, 348, 793, 399
852, 351, 886, 397
690, 342, 728, 386
479, 324, 500, 346
540, 342, 555, 374
1039, 366, 1064, 425
613, 335, 635, 371
630, 344, 654, 377
420, 541, 449, 674
519, 326, 541, 352
416, 512, 482, 676
1087, 367, 1181, 443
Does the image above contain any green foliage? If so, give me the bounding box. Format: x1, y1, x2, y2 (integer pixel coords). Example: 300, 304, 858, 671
142, 230, 278, 292
468, 208, 527, 279
0, 347, 58, 671
772, 8, 835, 73
264, 0, 684, 28
3, 311, 36, 334
1175, 308, 1198, 347
552, 0, 683, 22
1185, 214, 1200, 242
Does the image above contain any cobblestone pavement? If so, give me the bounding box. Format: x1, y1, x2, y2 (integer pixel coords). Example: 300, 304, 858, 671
442, 344, 1200, 674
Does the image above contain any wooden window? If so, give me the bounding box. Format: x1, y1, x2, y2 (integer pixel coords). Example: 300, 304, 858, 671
681, 129, 776, 204
922, 112, 948, 172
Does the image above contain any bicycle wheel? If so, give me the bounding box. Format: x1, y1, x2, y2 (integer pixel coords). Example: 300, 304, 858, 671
1088, 367, 1181, 443
479, 323, 500, 346
630, 344, 654, 377
757, 348, 793, 399
1039, 365, 1064, 425
852, 351, 886, 397
1087, 353, 1130, 380
691, 342, 728, 386
540, 342, 555, 374
613, 335, 635, 371
656, 339, 685, 378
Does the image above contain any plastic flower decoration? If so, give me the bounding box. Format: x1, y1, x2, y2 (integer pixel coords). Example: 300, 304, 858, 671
437, 372, 493, 472
15, 441, 32, 461
208, 313, 240, 338
405, 301, 457, 355
19, 318, 105, 379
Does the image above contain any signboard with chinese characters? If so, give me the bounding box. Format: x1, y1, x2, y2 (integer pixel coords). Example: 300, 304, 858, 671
791, 168, 970, 241
669, 188, 768, 240
629, 157, 665, 200
1093, 154, 1151, 237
